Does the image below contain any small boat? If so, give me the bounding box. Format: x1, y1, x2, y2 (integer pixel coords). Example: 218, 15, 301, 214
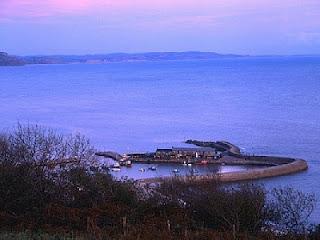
197, 160, 208, 165
173, 169, 180, 173
111, 168, 121, 172
139, 168, 145, 172
112, 162, 121, 168
187, 163, 192, 167
183, 161, 187, 166
191, 169, 199, 174
126, 160, 132, 167
148, 166, 157, 171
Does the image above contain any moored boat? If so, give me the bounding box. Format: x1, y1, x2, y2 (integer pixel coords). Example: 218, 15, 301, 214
111, 167, 121, 172
112, 162, 121, 168
173, 169, 180, 173
126, 160, 132, 167
197, 160, 208, 165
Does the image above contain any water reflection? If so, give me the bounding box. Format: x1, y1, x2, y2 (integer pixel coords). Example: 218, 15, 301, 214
106, 160, 265, 180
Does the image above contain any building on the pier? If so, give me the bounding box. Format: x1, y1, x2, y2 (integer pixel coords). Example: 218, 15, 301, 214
127, 152, 156, 160
155, 148, 174, 160
155, 147, 217, 161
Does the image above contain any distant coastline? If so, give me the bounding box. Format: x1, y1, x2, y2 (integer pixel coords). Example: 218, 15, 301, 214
2, 51, 320, 66
22, 51, 247, 65
0, 51, 246, 66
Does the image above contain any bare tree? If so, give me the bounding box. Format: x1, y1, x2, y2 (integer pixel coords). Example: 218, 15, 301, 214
0, 134, 11, 163
5, 123, 97, 170
65, 133, 97, 168
267, 187, 316, 234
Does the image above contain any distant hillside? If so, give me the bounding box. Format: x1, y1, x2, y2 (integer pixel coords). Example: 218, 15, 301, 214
23, 52, 246, 65
0, 52, 25, 66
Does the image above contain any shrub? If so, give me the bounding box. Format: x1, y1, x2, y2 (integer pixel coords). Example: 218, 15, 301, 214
155, 179, 267, 234
0, 124, 317, 239
267, 187, 316, 234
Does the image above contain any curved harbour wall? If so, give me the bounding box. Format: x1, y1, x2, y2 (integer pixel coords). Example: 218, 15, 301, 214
215, 159, 307, 182
139, 158, 308, 184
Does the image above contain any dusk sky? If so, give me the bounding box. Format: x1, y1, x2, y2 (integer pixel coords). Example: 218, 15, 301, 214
1, 0, 320, 55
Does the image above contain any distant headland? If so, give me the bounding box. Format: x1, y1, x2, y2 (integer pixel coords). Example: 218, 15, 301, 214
0, 52, 25, 66
1, 51, 246, 66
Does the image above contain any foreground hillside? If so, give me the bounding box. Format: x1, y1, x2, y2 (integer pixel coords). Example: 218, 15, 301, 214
0, 124, 319, 240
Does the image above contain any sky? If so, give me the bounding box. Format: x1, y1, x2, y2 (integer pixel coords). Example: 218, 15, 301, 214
1, 0, 320, 55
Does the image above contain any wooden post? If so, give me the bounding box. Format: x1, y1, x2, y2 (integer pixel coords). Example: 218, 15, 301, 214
232, 224, 236, 240
123, 216, 127, 236
167, 219, 171, 232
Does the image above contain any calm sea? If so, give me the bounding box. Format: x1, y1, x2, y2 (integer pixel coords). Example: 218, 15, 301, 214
1, 56, 320, 220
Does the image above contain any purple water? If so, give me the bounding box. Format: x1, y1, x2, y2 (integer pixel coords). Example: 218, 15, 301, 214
1, 56, 320, 220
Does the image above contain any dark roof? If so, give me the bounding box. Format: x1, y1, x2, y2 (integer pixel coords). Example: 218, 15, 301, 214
156, 147, 216, 153
156, 148, 173, 152
128, 153, 147, 156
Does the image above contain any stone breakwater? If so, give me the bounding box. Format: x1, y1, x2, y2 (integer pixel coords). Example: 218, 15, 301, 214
96, 140, 309, 184
215, 159, 308, 182
139, 158, 308, 184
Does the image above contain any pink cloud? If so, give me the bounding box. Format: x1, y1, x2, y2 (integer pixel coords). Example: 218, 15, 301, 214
1, 0, 320, 22
0, 0, 93, 18
0, 0, 267, 19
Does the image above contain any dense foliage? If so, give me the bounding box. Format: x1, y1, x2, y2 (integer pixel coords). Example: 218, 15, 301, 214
0, 124, 318, 240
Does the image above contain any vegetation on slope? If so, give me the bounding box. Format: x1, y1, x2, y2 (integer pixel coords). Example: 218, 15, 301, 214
0, 124, 319, 239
